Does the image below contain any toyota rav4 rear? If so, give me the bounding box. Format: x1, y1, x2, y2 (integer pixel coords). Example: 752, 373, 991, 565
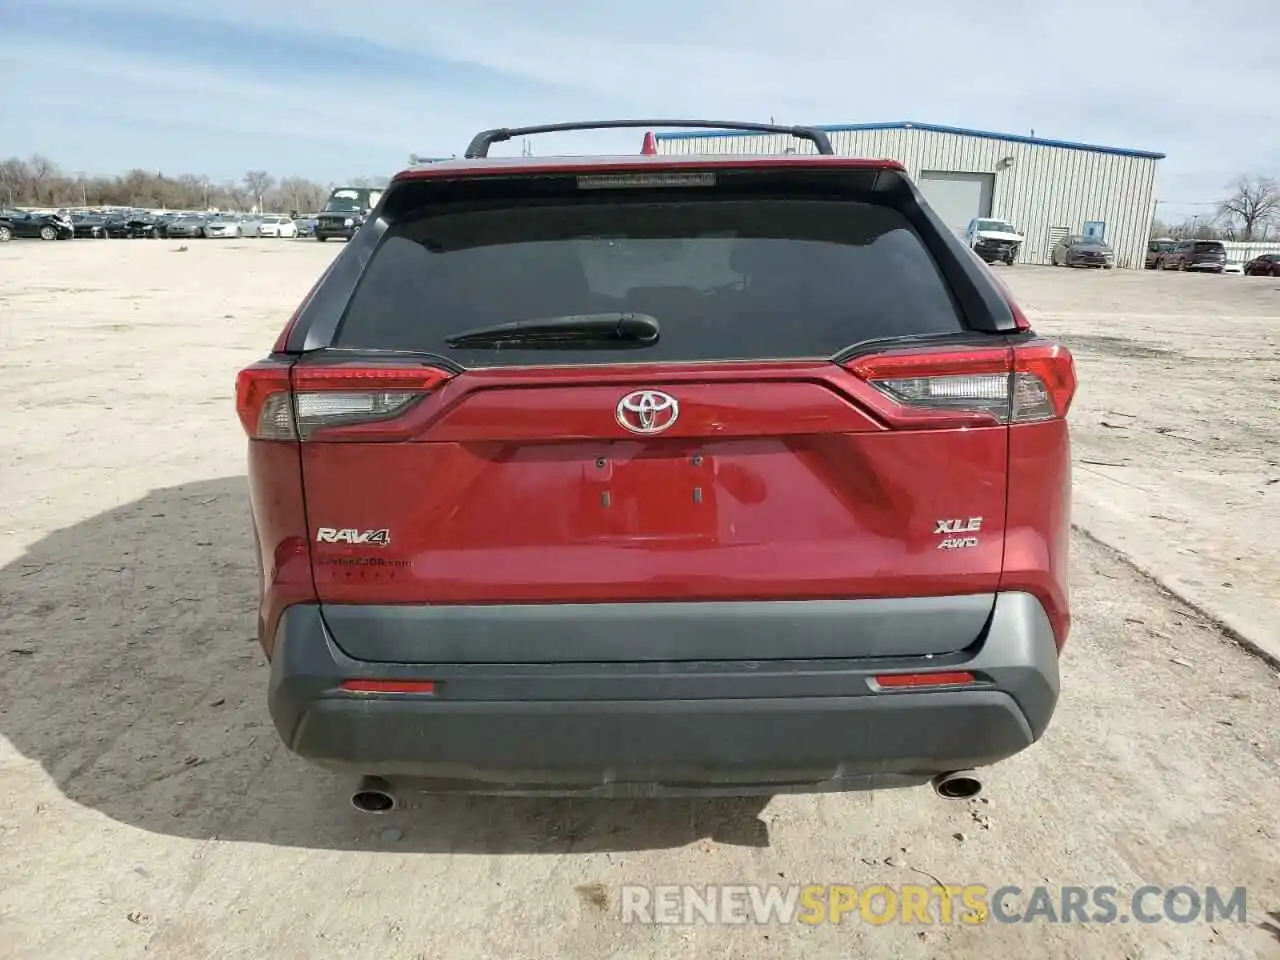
235, 121, 1076, 799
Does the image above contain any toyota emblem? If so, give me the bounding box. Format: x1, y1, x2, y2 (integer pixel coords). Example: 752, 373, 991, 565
616, 389, 679, 435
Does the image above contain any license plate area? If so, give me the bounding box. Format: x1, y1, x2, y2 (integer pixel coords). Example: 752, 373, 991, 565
574, 443, 716, 542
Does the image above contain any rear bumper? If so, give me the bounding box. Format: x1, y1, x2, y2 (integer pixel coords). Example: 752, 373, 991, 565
268, 592, 1061, 795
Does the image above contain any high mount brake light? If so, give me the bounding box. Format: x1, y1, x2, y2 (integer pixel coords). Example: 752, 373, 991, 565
234, 365, 452, 441
847, 341, 1076, 427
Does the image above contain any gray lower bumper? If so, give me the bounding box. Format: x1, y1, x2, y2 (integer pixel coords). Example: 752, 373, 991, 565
267, 592, 1061, 795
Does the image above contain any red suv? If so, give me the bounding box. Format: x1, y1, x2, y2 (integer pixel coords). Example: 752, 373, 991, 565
236, 120, 1076, 807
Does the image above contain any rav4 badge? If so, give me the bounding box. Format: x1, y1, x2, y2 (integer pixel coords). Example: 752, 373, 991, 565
315, 527, 391, 545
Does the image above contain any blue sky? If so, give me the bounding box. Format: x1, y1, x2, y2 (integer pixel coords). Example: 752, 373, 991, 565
1, 0, 1275, 222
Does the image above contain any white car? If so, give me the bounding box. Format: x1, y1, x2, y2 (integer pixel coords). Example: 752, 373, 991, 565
1222, 260, 1244, 275
204, 217, 244, 239
258, 215, 298, 238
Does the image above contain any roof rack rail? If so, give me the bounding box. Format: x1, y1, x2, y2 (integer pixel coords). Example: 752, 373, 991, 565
463, 119, 835, 159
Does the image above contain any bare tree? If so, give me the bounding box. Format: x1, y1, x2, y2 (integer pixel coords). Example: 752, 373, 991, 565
27, 154, 57, 203
1219, 175, 1280, 241
1160, 215, 1225, 241
243, 170, 275, 213
0, 153, 341, 211
0, 158, 25, 206
275, 175, 326, 214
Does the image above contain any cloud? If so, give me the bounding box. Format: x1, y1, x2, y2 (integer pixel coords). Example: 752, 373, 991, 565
0, 0, 1275, 220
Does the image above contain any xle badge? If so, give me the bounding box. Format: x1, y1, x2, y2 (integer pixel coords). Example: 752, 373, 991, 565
316, 527, 391, 545
934, 517, 982, 550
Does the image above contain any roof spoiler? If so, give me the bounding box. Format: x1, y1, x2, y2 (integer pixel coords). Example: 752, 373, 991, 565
464, 119, 835, 158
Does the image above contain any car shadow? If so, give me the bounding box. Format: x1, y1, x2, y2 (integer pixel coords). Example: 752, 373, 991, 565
1262, 909, 1280, 945
0, 476, 771, 852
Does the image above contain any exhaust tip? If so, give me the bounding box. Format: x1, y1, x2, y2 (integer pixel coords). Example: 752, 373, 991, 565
351, 775, 396, 814
931, 771, 982, 800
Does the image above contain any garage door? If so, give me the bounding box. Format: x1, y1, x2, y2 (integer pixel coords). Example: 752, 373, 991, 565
918, 171, 994, 239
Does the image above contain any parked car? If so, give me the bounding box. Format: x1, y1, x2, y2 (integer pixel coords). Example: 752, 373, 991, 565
151, 212, 185, 235
69, 212, 107, 238
1158, 239, 1227, 272
963, 217, 1024, 265
258, 215, 298, 238
1222, 260, 1244, 275
164, 214, 209, 239
235, 118, 1077, 807
101, 212, 158, 239
1050, 235, 1115, 268
293, 217, 316, 238
204, 216, 245, 239
0, 209, 74, 240
1145, 238, 1176, 269
1243, 253, 1280, 277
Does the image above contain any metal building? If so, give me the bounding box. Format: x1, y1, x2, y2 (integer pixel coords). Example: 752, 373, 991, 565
654, 122, 1165, 270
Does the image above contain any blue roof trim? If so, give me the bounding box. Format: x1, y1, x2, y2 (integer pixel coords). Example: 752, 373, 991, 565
654, 121, 1166, 160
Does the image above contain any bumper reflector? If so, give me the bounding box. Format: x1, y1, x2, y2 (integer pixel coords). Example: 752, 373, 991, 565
874, 671, 975, 689
340, 679, 437, 694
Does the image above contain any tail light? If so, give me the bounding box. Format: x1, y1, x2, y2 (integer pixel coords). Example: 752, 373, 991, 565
235, 364, 453, 441
846, 340, 1075, 428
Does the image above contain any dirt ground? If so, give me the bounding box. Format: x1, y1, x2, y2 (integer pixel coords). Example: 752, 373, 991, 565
1, 240, 1278, 960
1006, 265, 1280, 666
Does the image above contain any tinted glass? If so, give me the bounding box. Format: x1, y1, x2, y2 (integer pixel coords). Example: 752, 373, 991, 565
1193, 242, 1225, 252
335, 198, 966, 367
324, 188, 382, 213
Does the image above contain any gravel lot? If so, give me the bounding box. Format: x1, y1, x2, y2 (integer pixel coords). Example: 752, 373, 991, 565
1, 241, 1278, 959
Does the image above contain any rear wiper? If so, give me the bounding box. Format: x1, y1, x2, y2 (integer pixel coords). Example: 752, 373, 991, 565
445, 313, 660, 349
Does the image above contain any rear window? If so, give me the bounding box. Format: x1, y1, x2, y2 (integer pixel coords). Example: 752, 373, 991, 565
1193, 241, 1224, 252
334, 196, 966, 367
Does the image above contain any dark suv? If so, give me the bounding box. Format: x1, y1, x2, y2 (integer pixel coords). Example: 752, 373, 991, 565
315, 186, 383, 242
1158, 239, 1227, 272
236, 120, 1076, 807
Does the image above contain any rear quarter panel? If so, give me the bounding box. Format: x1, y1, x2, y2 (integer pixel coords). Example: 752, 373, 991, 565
999, 420, 1071, 647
